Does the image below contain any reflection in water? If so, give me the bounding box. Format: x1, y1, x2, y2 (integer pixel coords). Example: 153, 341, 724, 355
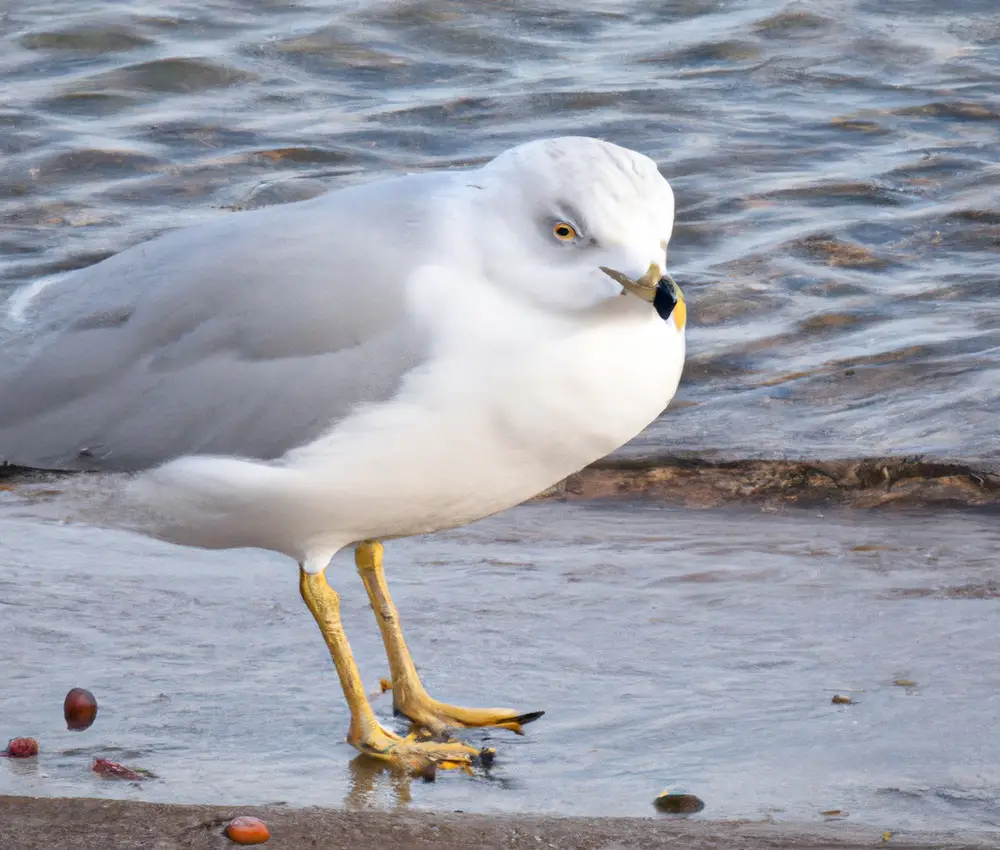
2, 757, 42, 781
344, 757, 414, 810
344, 748, 525, 810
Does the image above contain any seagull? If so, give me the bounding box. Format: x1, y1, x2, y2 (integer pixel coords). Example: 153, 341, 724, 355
0, 136, 686, 776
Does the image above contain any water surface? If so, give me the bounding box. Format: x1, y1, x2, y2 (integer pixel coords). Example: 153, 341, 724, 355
2, 0, 999, 459
3, 503, 1000, 831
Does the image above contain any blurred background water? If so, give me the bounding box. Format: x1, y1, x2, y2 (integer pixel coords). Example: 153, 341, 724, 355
2, 0, 1000, 834
2, 0, 999, 461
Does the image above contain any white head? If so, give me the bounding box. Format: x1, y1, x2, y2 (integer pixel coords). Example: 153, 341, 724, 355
460, 137, 683, 328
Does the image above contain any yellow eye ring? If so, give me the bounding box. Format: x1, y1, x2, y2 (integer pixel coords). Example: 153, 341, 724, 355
552, 222, 577, 241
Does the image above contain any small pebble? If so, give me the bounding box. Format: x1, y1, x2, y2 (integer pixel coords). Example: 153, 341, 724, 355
653, 791, 705, 814
225, 816, 271, 845
4, 737, 39, 758
64, 687, 99, 731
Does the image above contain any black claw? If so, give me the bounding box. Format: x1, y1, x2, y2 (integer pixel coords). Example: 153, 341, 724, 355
512, 710, 545, 727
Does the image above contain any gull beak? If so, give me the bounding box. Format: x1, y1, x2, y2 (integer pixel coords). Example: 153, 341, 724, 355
600, 262, 686, 330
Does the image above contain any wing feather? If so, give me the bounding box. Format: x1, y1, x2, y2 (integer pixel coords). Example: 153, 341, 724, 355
0, 172, 447, 470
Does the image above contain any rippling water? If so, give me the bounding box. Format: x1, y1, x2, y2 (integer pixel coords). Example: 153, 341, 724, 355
2, 0, 999, 461
2, 0, 1000, 834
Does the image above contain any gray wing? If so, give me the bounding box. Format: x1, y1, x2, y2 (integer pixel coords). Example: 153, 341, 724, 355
0, 172, 448, 471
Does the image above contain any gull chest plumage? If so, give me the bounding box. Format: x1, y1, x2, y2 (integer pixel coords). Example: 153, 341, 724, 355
1, 136, 687, 775
282, 286, 686, 553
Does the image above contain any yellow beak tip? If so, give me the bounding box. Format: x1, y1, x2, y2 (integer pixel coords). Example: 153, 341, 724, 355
672, 296, 687, 331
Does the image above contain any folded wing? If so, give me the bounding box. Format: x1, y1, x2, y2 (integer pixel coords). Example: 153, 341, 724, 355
0, 173, 444, 470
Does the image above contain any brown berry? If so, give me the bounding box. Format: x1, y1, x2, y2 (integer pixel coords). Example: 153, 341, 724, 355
225, 816, 270, 844
64, 687, 98, 731
5, 737, 39, 758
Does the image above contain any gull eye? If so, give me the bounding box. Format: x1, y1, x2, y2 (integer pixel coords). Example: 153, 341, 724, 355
552, 222, 578, 241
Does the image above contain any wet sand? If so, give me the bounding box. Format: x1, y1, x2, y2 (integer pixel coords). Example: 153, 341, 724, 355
2, 795, 995, 850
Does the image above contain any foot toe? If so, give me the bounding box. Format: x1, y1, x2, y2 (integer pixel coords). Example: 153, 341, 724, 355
501, 710, 545, 735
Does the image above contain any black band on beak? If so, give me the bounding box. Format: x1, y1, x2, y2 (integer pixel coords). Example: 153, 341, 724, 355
653, 276, 678, 322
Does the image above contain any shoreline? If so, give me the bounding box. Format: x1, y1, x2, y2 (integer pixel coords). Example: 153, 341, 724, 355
4, 454, 1000, 512
535, 454, 1000, 510
1, 795, 996, 850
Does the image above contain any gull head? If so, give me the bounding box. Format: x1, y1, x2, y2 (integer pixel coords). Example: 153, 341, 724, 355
466, 136, 685, 331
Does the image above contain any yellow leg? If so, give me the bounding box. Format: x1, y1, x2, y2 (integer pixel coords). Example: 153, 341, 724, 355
355, 540, 544, 737
299, 565, 487, 777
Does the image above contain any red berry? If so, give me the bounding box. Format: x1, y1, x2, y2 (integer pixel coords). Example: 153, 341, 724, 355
5, 737, 39, 758
64, 687, 98, 731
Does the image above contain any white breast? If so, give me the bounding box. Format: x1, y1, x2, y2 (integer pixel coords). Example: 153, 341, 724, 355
286, 296, 685, 549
